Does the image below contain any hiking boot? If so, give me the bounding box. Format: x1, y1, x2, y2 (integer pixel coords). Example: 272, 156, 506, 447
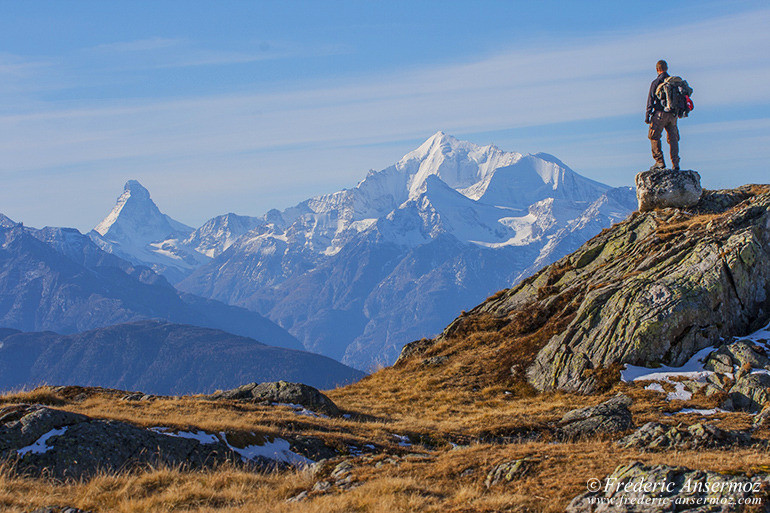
650, 163, 666, 170
672, 165, 680, 171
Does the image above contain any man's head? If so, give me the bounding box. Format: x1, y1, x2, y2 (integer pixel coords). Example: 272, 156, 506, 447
656, 60, 668, 73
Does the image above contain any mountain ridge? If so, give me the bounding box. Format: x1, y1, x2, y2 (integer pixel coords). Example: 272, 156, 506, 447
0, 320, 364, 393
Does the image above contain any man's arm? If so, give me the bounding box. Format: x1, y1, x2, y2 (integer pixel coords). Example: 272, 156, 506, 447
645, 81, 655, 123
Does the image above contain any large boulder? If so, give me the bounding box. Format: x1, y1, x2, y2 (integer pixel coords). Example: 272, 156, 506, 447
729, 373, 770, 412
558, 395, 633, 438
208, 381, 340, 416
635, 169, 702, 212
567, 462, 769, 512
0, 404, 237, 479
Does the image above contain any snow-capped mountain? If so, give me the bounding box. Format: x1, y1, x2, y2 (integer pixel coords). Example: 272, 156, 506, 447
184, 213, 264, 258
177, 132, 637, 369
88, 180, 210, 283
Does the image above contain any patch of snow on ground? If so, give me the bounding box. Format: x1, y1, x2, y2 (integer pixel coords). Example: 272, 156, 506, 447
667, 382, 692, 401
150, 427, 219, 444
622, 347, 722, 402
621, 346, 717, 382
223, 435, 313, 466
153, 427, 313, 466
393, 434, 412, 447
666, 408, 724, 416
276, 403, 327, 418
17, 427, 68, 456
742, 321, 770, 344
645, 383, 665, 393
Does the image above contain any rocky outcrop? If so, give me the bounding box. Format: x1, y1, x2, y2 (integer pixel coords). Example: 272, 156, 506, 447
566, 462, 769, 512
618, 422, 755, 451
1, 404, 236, 479
208, 381, 341, 416
635, 169, 702, 212
729, 373, 770, 412
438, 185, 770, 394
558, 395, 633, 438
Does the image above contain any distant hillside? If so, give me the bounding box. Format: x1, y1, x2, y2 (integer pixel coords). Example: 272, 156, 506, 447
0, 222, 303, 351
0, 320, 365, 394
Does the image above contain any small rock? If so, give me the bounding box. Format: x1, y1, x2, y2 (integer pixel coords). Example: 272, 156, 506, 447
706, 340, 770, 374
286, 491, 308, 502
635, 168, 702, 212
559, 394, 633, 438
421, 355, 450, 367
312, 480, 332, 492
330, 460, 353, 479
485, 458, 535, 488
395, 338, 435, 365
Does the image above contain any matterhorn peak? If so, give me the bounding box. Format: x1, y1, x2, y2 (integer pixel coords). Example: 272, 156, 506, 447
122, 179, 151, 200
92, 180, 192, 242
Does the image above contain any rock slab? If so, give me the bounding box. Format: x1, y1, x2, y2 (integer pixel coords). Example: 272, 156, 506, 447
559, 394, 633, 438
618, 422, 755, 451
0, 404, 236, 479
209, 381, 340, 416
635, 169, 702, 212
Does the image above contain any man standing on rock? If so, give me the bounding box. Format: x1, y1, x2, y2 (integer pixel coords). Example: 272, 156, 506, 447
646, 60, 680, 170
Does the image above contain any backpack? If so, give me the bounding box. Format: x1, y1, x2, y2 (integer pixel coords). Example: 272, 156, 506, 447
656, 76, 694, 118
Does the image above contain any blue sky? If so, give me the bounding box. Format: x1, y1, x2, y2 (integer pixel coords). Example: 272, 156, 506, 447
1, 1, 769, 230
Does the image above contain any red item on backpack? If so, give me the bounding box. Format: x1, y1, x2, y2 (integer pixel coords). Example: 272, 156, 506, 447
685, 95, 694, 111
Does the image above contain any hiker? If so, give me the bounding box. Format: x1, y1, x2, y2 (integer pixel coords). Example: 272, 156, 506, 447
645, 60, 679, 170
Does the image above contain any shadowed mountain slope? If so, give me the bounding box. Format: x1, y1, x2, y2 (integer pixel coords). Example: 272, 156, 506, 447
0, 320, 364, 394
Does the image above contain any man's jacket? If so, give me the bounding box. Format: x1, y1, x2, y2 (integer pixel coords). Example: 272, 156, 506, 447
646, 71, 670, 121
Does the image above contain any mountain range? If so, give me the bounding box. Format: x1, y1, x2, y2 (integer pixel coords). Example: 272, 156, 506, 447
6, 132, 637, 371
0, 219, 302, 351
178, 132, 637, 368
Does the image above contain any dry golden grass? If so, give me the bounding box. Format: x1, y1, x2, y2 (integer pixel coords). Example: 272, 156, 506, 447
2, 379, 768, 512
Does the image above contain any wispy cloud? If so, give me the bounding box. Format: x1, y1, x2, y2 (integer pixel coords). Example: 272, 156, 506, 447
90, 37, 186, 53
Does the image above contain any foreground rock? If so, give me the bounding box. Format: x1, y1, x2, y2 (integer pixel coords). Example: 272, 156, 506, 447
567, 462, 769, 512
729, 373, 770, 413
559, 395, 633, 438
618, 422, 755, 451
512, 186, 770, 393
209, 381, 340, 416
635, 168, 702, 212
1, 404, 236, 479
